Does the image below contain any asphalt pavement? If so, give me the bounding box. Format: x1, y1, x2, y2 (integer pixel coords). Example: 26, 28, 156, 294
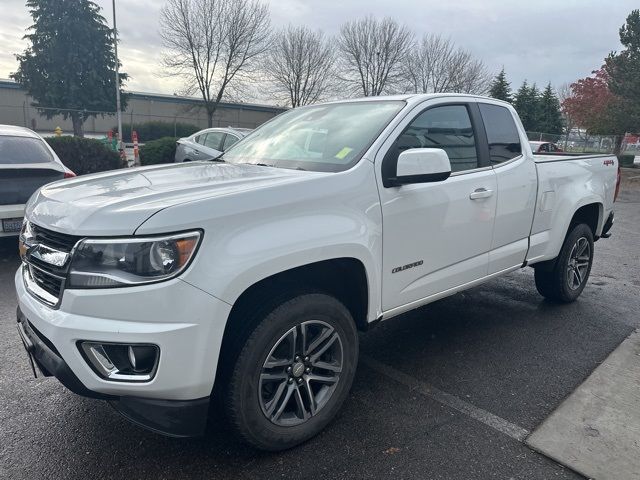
1, 169, 639, 480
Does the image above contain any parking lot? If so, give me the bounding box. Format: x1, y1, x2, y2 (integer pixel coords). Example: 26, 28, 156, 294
0, 169, 638, 480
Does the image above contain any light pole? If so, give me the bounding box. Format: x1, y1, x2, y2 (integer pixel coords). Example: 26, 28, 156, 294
112, 0, 124, 163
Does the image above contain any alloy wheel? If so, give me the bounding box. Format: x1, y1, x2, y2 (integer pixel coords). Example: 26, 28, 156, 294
258, 320, 343, 426
566, 236, 591, 290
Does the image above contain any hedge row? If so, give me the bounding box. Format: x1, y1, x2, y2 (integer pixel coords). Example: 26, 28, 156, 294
617, 154, 635, 167
139, 137, 178, 166
114, 121, 199, 143
45, 136, 123, 175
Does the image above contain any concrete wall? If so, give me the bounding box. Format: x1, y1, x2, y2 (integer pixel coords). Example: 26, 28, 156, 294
0, 80, 286, 137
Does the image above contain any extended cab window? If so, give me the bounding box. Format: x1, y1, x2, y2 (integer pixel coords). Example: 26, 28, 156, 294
479, 104, 522, 164
384, 104, 479, 175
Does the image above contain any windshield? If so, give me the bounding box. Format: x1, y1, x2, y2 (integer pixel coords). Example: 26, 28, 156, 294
222, 101, 405, 172
0, 135, 53, 164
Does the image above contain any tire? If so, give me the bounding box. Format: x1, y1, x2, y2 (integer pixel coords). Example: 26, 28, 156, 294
225, 292, 359, 451
534, 223, 594, 303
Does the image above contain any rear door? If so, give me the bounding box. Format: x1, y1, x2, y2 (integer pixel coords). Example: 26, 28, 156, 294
197, 131, 225, 159
0, 135, 65, 206
377, 99, 498, 312
477, 102, 537, 274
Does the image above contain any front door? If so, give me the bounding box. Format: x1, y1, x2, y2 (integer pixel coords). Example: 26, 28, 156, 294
377, 100, 497, 312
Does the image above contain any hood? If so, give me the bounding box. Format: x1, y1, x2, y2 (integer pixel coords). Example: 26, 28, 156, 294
26, 162, 319, 235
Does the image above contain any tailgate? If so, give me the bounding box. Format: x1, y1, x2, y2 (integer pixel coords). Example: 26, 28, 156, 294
0, 167, 65, 205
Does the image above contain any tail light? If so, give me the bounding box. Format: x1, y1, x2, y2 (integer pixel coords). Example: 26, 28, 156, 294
64, 171, 76, 178
614, 164, 621, 202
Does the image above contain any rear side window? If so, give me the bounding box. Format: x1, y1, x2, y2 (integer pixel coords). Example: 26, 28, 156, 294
0, 136, 53, 164
203, 132, 224, 150
478, 104, 522, 164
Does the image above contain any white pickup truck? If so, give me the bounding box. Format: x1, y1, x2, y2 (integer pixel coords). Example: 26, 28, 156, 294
15, 94, 619, 451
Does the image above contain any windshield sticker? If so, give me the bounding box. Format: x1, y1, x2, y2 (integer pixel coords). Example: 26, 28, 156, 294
335, 147, 353, 160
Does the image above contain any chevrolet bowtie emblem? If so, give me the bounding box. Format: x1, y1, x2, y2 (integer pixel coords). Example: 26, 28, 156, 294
29, 244, 70, 267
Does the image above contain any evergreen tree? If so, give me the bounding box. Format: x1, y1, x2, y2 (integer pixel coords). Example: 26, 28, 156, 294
605, 9, 640, 134
528, 83, 542, 131
513, 80, 541, 131
537, 84, 564, 135
488, 68, 512, 102
11, 0, 127, 136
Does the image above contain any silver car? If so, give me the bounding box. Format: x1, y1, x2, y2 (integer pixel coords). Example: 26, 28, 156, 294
0, 125, 74, 236
174, 127, 252, 162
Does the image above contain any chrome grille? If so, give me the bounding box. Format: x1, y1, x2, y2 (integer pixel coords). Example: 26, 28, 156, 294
31, 224, 82, 251
22, 223, 81, 307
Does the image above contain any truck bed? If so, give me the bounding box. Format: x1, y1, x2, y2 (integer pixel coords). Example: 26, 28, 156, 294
532, 153, 613, 163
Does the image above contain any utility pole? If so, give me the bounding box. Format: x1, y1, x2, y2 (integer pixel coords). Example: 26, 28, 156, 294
112, 0, 124, 164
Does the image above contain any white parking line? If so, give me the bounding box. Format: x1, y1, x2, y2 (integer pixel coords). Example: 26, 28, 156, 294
361, 355, 531, 442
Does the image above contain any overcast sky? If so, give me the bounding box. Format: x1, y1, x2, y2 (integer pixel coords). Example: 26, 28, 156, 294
0, 0, 636, 102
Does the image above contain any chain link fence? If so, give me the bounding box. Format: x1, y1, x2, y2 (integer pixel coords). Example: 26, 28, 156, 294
0, 90, 286, 141
524, 131, 629, 154
0, 98, 637, 159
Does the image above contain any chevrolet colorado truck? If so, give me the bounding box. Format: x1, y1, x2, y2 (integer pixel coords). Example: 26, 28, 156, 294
15, 94, 619, 451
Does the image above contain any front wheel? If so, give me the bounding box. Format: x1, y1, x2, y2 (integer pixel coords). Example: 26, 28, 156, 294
225, 293, 359, 451
534, 223, 594, 303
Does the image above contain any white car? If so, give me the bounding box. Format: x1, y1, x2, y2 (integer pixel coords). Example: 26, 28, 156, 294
15, 94, 618, 450
0, 125, 74, 236
174, 127, 252, 162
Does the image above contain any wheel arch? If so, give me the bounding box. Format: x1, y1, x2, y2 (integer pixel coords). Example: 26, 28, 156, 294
570, 202, 603, 238
212, 257, 370, 392
534, 201, 602, 272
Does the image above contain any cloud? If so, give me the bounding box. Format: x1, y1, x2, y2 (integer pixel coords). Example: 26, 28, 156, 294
0, 0, 636, 99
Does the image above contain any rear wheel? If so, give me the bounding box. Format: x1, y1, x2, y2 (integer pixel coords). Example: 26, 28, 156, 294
534, 223, 594, 303
225, 292, 358, 451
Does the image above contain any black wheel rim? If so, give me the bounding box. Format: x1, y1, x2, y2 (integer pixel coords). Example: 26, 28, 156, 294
258, 320, 343, 426
567, 236, 591, 290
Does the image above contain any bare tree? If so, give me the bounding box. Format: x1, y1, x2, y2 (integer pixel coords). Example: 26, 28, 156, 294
264, 26, 336, 107
403, 33, 491, 95
337, 16, 414, 97
448, 51, 492, 94
160, 0, 271, 127
557, 82, 574, 148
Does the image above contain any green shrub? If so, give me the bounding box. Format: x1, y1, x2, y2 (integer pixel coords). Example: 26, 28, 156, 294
113, 121, 199, 143
139, 137, 178, 165
45, 136, 123, 175
617, 154, 635, 167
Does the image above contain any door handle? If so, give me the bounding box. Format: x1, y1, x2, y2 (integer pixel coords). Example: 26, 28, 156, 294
469, 188, 494, 200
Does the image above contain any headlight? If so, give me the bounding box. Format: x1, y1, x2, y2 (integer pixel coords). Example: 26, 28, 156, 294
68, 231, 201, 288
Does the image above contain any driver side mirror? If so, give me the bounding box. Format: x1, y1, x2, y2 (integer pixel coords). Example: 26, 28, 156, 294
385, 148, 452, 187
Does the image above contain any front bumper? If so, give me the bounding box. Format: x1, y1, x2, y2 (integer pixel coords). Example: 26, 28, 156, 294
17, 309, 209, 436
15, 266, 233, 437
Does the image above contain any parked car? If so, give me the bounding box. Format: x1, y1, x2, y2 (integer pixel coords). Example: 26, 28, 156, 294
529, 140, 563, 153
15, 94, 619, 451
174, 127, 252, 162
0, 125, 74, 237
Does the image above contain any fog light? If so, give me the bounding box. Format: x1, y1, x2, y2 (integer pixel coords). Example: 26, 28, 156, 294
79, 342, 159, 382
127, 345, 157, 373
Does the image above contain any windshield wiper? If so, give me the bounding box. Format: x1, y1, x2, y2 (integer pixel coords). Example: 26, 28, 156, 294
209, 152, 226, 162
